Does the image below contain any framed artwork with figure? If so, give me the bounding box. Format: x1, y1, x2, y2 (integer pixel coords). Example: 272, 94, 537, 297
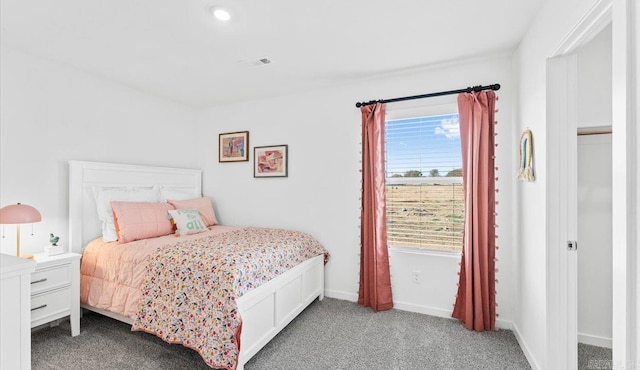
219, 131, 249, 162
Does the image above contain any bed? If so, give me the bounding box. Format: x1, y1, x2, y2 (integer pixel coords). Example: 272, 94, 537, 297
68, 160, 328, 370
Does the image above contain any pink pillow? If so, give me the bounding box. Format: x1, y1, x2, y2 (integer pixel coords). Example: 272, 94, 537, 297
111, 201, 175, 243
168, 197, 218, 227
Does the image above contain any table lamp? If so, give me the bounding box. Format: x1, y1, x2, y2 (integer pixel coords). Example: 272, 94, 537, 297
0, 202, 42, 259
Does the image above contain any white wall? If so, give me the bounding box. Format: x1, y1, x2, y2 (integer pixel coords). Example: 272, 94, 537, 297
577, 134, 612, 348
0, 47, 198, 256
513, 0, 611, 368
195, 55, 516, 325
577, 25, 613, 128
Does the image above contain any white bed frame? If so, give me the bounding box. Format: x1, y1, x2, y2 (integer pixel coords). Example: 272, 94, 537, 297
68, 160, 325, 369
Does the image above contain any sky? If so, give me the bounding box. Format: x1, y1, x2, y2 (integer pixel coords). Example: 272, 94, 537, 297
385, 113, 462, 177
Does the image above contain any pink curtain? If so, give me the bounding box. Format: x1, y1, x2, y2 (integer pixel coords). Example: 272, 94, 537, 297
358, 102, 393, 312
452, 91, 497, 331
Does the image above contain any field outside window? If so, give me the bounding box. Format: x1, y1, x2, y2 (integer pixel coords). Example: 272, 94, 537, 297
385, 113, 463, 253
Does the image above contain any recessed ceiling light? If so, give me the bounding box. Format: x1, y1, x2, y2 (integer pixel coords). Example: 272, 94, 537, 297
211, 7, 231, 21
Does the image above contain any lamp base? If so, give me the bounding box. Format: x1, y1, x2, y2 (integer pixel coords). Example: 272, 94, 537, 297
20, 254, 34, 260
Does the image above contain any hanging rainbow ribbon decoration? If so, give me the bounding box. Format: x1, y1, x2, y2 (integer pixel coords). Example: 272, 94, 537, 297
516, 129, 535, 182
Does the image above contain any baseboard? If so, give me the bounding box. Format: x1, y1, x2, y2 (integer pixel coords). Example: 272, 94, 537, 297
512, 321, 541, 370
495, 318, 513, 330
391, 300, 512, 329
324, 294, 512, 329
578, 332, 612, 348
31, 317, 69, 333
324, 289, 357, 302
393, 300, 453, 319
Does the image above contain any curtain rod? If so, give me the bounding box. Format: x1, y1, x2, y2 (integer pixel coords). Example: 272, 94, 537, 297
354, 83, 501, 108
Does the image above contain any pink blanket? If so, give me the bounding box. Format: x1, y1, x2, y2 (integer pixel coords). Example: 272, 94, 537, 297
82, 226, 328, 370
81, 225, 239, 318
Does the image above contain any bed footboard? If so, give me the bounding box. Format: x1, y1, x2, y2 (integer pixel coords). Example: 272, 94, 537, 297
236, 254, 325, 369
83, 254, 325, 369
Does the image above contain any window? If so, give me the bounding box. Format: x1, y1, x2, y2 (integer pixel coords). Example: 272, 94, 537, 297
385, 113, 463, 252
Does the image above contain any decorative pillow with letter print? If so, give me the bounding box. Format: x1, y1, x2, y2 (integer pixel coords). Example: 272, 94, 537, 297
167, 209, 208, 236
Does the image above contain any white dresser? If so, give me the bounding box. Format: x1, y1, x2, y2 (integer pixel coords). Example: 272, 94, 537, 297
31, 253, 81, 336
1, 253, 36, 370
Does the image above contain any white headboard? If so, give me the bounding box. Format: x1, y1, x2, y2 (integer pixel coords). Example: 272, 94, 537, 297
68, 160, 202, 254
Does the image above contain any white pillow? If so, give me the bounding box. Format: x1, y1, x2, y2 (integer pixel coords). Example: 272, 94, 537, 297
93, 186, 161, 241
168, 209, 208, 236
159, 186, 201, 202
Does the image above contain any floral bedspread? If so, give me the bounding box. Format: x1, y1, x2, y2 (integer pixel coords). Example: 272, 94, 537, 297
131, 227, 329, 370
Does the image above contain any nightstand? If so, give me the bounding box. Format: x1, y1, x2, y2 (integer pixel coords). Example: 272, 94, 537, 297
1, 254, 36, 370
30, 252, 81, 336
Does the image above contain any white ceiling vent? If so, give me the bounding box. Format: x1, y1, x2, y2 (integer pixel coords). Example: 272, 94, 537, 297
238, 57, 272, 67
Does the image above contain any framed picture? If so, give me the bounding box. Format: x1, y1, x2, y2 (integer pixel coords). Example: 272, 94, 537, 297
254, 145, 288, 178
219, 131, 249, 162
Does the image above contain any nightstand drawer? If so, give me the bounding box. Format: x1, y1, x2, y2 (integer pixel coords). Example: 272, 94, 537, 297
30, 264, 71, 294
31, 287, 71, 326
31, 252, 81, 336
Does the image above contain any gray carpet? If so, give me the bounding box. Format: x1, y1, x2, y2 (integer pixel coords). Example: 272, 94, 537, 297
578, 343, 612, 370
32, 298, 531, 370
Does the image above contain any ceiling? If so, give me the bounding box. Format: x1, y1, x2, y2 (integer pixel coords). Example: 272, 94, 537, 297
0, 0, 545, 108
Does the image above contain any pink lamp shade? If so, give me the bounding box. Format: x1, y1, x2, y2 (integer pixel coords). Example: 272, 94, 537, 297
0, 203, 41, 259
0, 203, 42, 224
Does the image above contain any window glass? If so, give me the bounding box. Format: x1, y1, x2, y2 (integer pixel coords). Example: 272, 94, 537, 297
385, 113, 463, 252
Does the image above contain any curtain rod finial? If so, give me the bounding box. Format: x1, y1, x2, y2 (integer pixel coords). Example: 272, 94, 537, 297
355, 100, 381, 108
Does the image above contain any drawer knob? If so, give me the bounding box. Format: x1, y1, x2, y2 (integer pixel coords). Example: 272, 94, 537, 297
31, 278, 48, 284
31, 304, 47, 312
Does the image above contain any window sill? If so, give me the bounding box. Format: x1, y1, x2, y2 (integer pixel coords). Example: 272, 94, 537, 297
388, 246, 462, 258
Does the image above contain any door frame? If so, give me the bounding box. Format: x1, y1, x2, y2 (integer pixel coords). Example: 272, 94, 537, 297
545, 0, 637, 368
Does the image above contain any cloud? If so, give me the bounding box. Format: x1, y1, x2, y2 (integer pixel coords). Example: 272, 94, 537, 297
434, 117, 460, 138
